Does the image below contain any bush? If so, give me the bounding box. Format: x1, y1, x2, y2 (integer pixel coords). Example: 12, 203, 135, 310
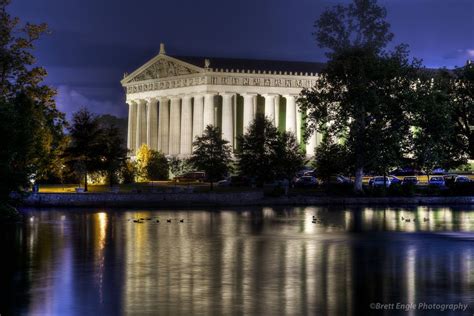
120, 160, 136, 184
146, 151, 169, 180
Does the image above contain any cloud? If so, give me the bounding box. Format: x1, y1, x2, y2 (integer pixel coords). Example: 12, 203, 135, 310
55, 85, 127, 120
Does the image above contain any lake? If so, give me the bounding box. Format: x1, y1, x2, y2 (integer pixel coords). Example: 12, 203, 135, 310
1, 206, 474, 315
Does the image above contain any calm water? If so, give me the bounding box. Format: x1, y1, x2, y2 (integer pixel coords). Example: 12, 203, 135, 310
1, 206, 474, 316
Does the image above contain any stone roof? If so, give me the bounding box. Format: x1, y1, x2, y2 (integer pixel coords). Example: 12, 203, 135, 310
174, 55, 326, 74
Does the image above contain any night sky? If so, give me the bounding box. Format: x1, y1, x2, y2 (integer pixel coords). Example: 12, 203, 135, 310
9, 0, 474, 119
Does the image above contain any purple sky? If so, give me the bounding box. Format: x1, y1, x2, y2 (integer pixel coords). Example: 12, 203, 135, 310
9, 0, 474, 119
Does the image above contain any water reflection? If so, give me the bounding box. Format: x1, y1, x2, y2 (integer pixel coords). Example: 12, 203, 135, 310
1, 206, 474, 315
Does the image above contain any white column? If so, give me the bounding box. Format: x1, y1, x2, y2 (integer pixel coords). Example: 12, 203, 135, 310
180, 95, 193, 155
136, 99, 147, 150
296, 104, 302, 144
242, 93, 256, 133
263, 94, 276, 126
159, 97, 169, 154
307, 132, 318, 157
221, 93, 234, 146
127, 100, 137, 153
274, 95, 280, 129
203, 93, 215, 128
306, 109, 318, 157
284, 95, 297, 135
192, 94, 204, 142
146, 98, 159, 150
169, 96, 181, 155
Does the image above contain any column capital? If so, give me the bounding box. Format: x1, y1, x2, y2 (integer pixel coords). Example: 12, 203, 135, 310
203, 91, 218, 97
261, 93, 278, 97
240, 92, 258, 97
168, 95, 181, 101
181, 94, 193, 101
126, 100, 137, 106
145, 97, 158, 104
219, 92, 236, 97
282, 94, 299, 99
136, 99, 147, 105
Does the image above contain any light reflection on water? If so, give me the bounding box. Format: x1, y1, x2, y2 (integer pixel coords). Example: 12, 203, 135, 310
1, 206, 474, 315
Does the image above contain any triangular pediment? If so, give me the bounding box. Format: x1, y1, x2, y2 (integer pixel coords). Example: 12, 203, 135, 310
122, 54, 203, 84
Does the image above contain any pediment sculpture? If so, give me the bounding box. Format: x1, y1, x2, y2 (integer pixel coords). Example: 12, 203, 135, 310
130, 59, 199, 82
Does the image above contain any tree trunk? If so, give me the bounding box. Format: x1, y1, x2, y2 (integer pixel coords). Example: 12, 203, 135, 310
354, 167, 364, 192
84, 172, 88, 192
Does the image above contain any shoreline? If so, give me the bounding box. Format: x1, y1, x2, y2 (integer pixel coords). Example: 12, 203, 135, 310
21, 192, 474, 208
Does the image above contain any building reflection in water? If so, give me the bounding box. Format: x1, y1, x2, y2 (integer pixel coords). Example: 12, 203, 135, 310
2, 206, 474, 315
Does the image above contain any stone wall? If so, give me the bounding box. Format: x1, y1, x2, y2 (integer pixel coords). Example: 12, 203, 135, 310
22, 192, 474, 208
23, 191, 265, 208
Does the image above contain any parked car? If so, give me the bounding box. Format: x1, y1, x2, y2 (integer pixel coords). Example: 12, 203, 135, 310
454, 175, 471, 183
295, 176, 318, 188
389, 176, 402, 185
217, 177, 231, 187
174, 171, 206, 183
428, 176, 446, 187
303, 169, 317, 177
432, 168, 446, 175
369, 176, 391, 187
401, 176, 419, 186
336, 175, 353, 184
296, 167, 313, 178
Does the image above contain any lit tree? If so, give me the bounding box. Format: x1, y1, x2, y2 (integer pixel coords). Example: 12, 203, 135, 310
135, 144, 168, 182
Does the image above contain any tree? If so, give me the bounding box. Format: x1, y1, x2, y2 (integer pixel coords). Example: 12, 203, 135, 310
450, 61, 474, 158
98, 124, 128, 186
237, 115, 280, 186
63, 109, 103, 192
411, 72, 467, 176
274, 131, 305, 179
189, 125, 232, 190
299, 0, 418, 192
0, 1, 66, 208
236, 114, 304, 186
313, 135, 349, 183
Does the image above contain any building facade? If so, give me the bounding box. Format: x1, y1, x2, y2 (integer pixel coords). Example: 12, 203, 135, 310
121, 44, 323, 157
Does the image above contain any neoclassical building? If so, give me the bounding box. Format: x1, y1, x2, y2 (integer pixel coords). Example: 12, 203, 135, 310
121, 44, 323, 157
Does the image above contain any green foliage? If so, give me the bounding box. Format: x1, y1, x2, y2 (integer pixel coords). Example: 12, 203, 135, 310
189, 125, 233, 189
99, 124, 128, 186
411, 72, 468, 174
169, 156, 193, 178
63, 109, 103, 191
120, 159, 136, 184
146, 151, 169, 181
274, 131, 306, 179
449, 62, 474, 158
300, 0, 419, 191
0, 1, 66, 204
237, 114, 305, 186
313, 136, 349, 182
314, 0, 393, 56
135, 144, 169, 181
